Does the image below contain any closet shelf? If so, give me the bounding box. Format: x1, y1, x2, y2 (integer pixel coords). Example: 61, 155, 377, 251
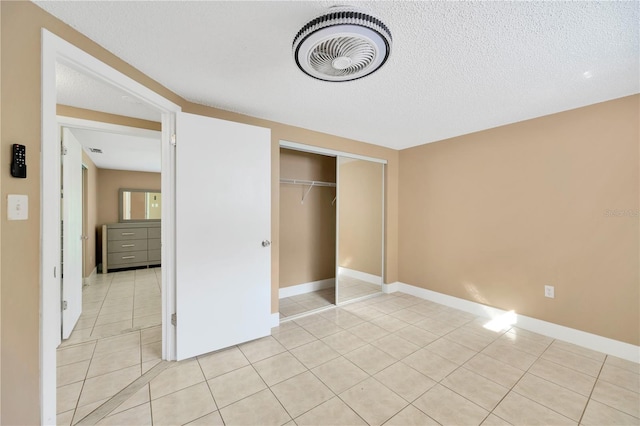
280, 178, 336, 204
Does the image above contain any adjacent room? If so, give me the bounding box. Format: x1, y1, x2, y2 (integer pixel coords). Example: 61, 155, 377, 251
1, 1, 638, 425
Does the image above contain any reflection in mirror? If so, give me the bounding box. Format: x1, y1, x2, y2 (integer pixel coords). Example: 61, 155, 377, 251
337, 157, 384, 304
119, 188, 161, 222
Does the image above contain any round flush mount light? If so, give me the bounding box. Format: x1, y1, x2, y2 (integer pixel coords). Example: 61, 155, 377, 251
293, 6, 392, 82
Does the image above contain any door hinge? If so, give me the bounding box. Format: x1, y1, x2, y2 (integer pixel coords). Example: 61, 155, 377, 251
62, 300, 68, 311
171, 134, 177, 147
61, 145, 68, 156
171, 313, 177, 326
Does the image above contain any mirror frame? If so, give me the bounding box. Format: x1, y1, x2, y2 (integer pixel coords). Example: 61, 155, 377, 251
118, 188, 161, 222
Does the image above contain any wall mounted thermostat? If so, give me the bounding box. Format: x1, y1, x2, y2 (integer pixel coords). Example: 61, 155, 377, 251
11, 144, 27, 178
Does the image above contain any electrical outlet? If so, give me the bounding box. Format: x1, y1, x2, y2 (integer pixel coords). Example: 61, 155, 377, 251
544, 285, 555, 299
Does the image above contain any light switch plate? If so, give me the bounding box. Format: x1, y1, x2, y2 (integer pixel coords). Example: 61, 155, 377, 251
8, 194, 28, 220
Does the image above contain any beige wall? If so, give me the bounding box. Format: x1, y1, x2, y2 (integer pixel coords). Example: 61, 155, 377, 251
0, 3, 398, 421
280, 149, 336, 288
96, 169, 161, 225
82, 151, 98, 277
58, 104, 162, 131
338, 158, 384, 276
399, 95, 639, 346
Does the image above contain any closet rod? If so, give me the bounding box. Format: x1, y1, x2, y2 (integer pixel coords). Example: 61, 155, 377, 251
279, 178, 336, 187
280, 178, 336, 204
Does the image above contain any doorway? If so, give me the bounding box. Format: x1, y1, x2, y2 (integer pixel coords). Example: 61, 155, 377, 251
58, 121, 163, 344
42, 29, 180, 425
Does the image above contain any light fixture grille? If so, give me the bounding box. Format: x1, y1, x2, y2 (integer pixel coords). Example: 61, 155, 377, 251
293, 7, 392, 82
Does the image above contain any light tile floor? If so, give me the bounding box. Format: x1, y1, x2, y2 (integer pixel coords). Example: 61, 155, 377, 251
59, 287, 640, 425
280, 274, 382, 319
280, 288, 335, 318
60, 267, 162, 348
337, 275, 382, 303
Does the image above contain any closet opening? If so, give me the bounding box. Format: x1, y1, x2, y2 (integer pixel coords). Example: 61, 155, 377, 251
279, 148, 337, 319
278, 141, 386, 321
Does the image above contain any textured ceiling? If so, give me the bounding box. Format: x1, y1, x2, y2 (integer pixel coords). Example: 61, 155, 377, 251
38, 1, 639, 150
57, 62, 161, 122
69, 127, 161, 173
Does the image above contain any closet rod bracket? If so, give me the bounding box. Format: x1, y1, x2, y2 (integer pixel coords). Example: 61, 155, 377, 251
301, 184, 314, 204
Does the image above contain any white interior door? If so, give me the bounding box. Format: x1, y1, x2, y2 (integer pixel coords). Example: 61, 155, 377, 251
175, 112, 271, 360
61, 127, 83, 339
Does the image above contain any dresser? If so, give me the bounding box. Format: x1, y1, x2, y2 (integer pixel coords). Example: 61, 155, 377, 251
102, 222, 161, 273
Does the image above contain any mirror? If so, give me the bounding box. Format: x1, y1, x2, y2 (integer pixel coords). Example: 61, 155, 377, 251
336, 157, 384, 303
119, 188, 161, 222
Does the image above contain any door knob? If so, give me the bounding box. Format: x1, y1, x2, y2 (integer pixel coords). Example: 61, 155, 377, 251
261, 240, 271, 247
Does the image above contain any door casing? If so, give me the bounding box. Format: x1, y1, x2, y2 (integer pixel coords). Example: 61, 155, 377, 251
42, 29, 180, 425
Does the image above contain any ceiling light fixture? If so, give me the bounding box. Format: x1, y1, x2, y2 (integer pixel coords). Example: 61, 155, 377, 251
293, 6, 392, 82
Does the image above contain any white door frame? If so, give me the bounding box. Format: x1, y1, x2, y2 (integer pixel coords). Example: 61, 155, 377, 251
41, 29, 180, 425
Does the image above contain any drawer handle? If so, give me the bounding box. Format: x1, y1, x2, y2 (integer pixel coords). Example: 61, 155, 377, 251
121, 244, 135, 248
121, 232, 135, 236
121, 255, 136, 259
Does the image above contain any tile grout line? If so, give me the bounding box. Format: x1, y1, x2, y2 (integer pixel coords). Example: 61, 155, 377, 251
131, 270, 138, 331
195, 350, 222, 421
577, 355, 607, 425
66, 276, 113, 424
69, 339, 100, 425
91, 273, 115, 338
75, 360, 172, 426
426, 318, 506, 425
146, 381, 154, 426
503, 339, 589, 424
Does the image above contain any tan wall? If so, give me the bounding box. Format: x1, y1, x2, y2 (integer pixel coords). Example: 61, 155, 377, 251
0, 2, 3, 415
57, 104, 161, 131
0, 2, 391, 421
81, 151, 98, 277
2, 4, 45, 423
338, 158, 384, 276
399, 95, 640, 346
280, 149, 336, 288
97, 169, 161, 225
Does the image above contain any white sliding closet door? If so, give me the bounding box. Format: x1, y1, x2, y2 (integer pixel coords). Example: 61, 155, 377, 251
175, 112, 271, 360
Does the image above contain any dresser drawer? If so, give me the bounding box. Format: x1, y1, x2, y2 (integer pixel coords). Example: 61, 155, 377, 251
108, 239, 148, 254
108, 250, 148, 266
108, 228, 148, 241
148, 227, 161, 239
148, 250, 161, 262
148, 238, 161, 251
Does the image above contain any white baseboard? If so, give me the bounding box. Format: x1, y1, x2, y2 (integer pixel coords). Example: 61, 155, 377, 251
82, 267, 98, 285
270, 313, 280, 328
382, 282, 399, 294
338, 267, 382, 285
389, 282, 639, 363
279, 278, 335, 299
